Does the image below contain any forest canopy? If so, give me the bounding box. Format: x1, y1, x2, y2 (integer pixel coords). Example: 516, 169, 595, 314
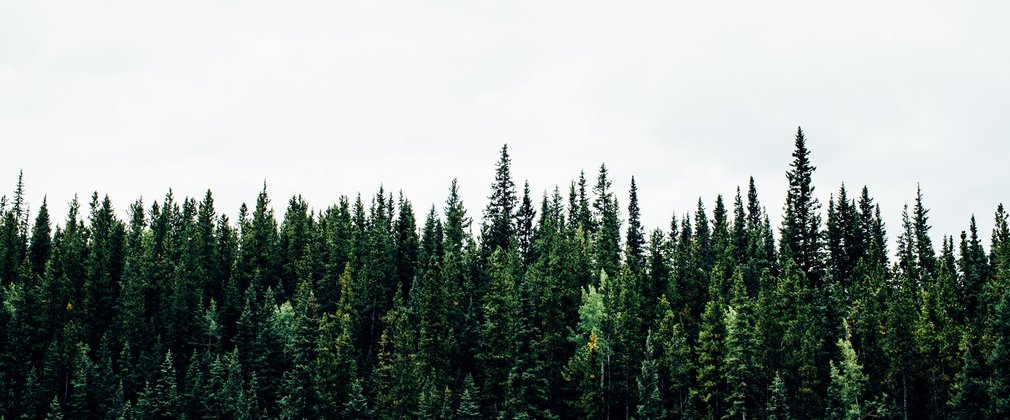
1, 127, 1009, 419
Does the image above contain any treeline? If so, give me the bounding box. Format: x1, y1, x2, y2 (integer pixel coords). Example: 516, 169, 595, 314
1, 128, 1009, 419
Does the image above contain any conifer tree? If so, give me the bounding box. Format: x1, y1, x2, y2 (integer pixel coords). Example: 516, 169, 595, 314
393, 194, 419, 299
482, 145, 518, 254
593, 164, 621, 278
625, 177, 646, 274
694, 295, 726, 418
732, 188, 748, 264
517, 180, 536, 265
458, 373, 482, 420
767, 372, 792, 420
46, 395, 65, 420
654, 295, 692, 417
914, 239, 960, 417
958, 216, 989, 322
28, 196, 51, 278
781, 127, 823, 283
314, 267, 358, 418
372, 292, 421, 419
637, 331, 665, 419
723, 271, 757, 419
343, 377, 372, 419
696, 199, 714, 273
574, 171, 594, 235
987, 284, 1010, 417
951, 330, 985, 420
478, 248, 520, 414
644, 229, 670, 322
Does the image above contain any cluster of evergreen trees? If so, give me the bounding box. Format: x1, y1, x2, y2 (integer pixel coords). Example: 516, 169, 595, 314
2, 128, 1009, 419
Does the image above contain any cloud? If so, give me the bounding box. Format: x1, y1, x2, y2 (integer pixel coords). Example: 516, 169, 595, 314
1, 0, 1008, 249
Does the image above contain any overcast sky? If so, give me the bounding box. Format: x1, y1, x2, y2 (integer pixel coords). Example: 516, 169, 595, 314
2, 1, 1008, 251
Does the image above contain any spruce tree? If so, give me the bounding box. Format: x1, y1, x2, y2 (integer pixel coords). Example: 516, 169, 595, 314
393, 194, 419, 299
694, 295, 725, 419
478, 248, 520, 415
28, 196, 51, 278
593, 164, 621, 278
342, 378, 372, 419
636, 331, 665, 419
723, 271, 757, 419
482, 145, 518, 254
781, 126, 824, 283
767, 372, 792, 420
625, 177, 646, 274
458, 373, 482, 420
517, 180, 536, 265
372, 292, 421, 419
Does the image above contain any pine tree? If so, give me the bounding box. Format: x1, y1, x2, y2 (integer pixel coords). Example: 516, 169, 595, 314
781, 127, 824, 283
723, 271, 757, 419
152, 351, 182, 419
987, 283, 1010, 417
654, 295, 692, 417
457, 373, 481, 420
912, 186, 936, 281
444, 179, 471, 256
625, 177, 646, 274
28, 196, 51, 278
415, 257, 454, 386
644, 229, 670, 323
372, 292, 421, 419
418, 376, 444, 419
637, 331, 665, 419
342, 377, 372, 419
914, 239, 960, 417
573, 171, 594, 235
478, 248, 520, 414
393, 193, 419, 299
314, 267, 357, 418
889, 202, 926, 419
827, 184, 863, 292
46, 395, 65, 420
767, 372, 793, 420
694, 295, 725, 418
593, 164, 621, 278
517, 180, 536, 265
0, 171, 28, 285
732, 187, 748, 266
958, 216, 989, 323
950, 330, 985, 420
696, 198, 714, 273
482, 145, 518, 254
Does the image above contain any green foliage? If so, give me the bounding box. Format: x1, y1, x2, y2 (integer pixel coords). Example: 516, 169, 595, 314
636, 331, 665, 419
0, 139, 1001, 419
343, 378, 372, 419
767, 372, 792, 420
457, 373, 481, 420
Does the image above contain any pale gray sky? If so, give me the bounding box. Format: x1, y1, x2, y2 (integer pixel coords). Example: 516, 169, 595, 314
2, 1, 1008, 250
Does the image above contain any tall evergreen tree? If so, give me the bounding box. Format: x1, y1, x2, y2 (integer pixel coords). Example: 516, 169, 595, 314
625, 177, 646, 274
781, 127, 824, 283
28, 196, 52, 279
517, 180, 536, 265
593, 164, 621, 278
482, 145, 518, 254
637, 331, 665, 420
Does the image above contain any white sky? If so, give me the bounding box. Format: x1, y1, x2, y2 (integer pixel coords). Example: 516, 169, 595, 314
2, 1, 1008, 251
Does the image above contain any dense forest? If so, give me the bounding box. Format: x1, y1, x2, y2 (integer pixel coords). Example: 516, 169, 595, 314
1, 128, 1008, 419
